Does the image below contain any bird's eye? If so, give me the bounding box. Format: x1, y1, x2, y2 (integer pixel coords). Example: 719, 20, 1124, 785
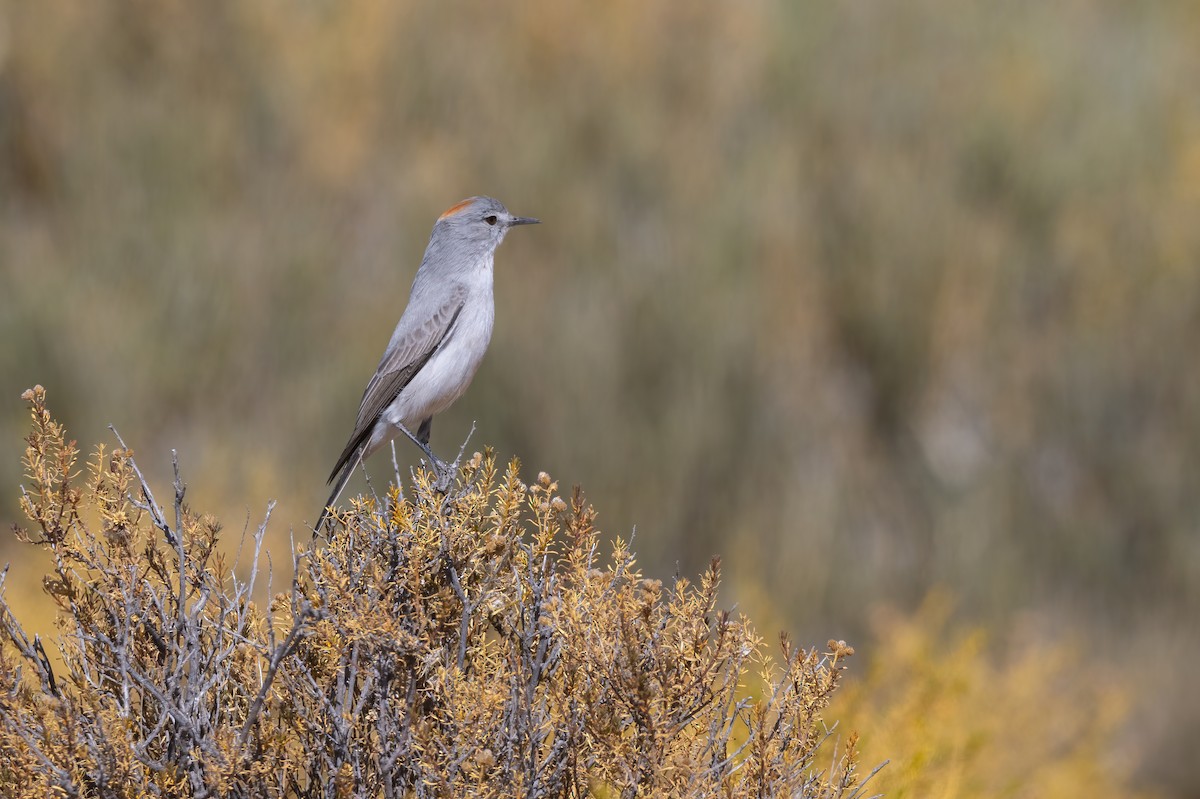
484, 215, 498, 226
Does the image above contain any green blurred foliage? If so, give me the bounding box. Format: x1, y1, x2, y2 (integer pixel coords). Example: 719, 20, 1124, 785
1, 0, 1198, 793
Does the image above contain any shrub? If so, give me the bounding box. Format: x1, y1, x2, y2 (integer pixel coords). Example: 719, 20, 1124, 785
829, 596, 1154, 799
0, 386, 873, 798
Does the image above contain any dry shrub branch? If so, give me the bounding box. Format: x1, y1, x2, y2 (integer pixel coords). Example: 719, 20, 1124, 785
0, 387, 874, 798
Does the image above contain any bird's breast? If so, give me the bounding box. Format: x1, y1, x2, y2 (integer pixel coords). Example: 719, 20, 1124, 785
385, 291, 494, 428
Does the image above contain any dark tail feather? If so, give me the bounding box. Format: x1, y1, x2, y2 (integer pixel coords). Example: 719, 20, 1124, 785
314, 448, 363, 535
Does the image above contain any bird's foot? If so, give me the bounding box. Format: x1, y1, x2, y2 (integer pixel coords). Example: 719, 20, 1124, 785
394, 423, 462, 492
429, 455, 457, 492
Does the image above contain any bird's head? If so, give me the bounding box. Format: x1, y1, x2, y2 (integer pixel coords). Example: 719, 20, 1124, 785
432, 196, 539, 254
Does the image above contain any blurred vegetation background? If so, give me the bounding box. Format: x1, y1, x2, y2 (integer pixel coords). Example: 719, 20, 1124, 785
1, 1, 1197, 795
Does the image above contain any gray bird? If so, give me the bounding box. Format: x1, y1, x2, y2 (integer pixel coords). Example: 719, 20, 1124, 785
316, 196, 539, 533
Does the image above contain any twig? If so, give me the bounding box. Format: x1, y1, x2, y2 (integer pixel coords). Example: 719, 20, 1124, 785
32, 635, 59, 697
849, 759, 890, 799
243, 501, 274, 606
446, 557, 471, 671
452, 422, 477, 471
239, 604, 311, 749
171, 451, 189, 657
390, 439, 402, 494
109, 426, 175, 545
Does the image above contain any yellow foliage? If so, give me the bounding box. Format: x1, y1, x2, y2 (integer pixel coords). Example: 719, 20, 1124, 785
830, 595, 1154, 799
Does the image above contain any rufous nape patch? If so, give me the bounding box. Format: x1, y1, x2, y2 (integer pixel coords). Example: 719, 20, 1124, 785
438, 198, 475, 221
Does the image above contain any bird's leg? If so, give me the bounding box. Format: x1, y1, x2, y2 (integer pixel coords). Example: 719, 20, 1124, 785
396, 421, 453, 484
415, 417, 451, 476
417, 417, 454, 491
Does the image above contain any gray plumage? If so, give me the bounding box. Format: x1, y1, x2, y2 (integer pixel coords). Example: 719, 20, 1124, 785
316, 196, 538, 533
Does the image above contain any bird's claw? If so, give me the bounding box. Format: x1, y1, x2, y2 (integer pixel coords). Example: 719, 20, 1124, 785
429, 455, 457, 492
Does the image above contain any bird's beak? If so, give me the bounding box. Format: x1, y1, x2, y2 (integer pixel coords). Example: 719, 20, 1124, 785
509, 216, 540, 226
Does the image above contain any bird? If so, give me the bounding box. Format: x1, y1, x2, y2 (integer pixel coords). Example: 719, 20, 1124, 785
315, 196, 539, 533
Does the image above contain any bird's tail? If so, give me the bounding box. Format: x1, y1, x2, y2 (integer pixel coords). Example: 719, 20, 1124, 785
314, 448, 363, 536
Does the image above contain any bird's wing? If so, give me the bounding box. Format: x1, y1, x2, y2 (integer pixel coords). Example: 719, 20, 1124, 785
326, 286, 466, 484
